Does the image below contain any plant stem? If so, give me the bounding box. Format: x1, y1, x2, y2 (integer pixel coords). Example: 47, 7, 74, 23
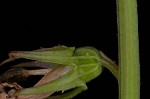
117, 0, 140, 99
100, 51, 118, 80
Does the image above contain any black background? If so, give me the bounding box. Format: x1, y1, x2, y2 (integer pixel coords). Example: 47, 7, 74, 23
0, 0, 146, 98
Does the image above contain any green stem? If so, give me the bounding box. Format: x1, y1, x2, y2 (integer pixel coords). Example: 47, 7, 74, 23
117, 0, 140, 99
100, 51, 118, 81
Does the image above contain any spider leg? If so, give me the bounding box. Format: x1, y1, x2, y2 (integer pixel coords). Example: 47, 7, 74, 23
48, 86, 87, 99
15, 67, 86, 95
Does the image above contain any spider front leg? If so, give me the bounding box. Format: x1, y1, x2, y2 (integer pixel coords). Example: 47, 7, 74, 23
48, 86, 87, 99
15, 66, 87, 96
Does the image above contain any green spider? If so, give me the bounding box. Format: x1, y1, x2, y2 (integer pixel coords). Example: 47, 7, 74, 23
0, 45, 117, 99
